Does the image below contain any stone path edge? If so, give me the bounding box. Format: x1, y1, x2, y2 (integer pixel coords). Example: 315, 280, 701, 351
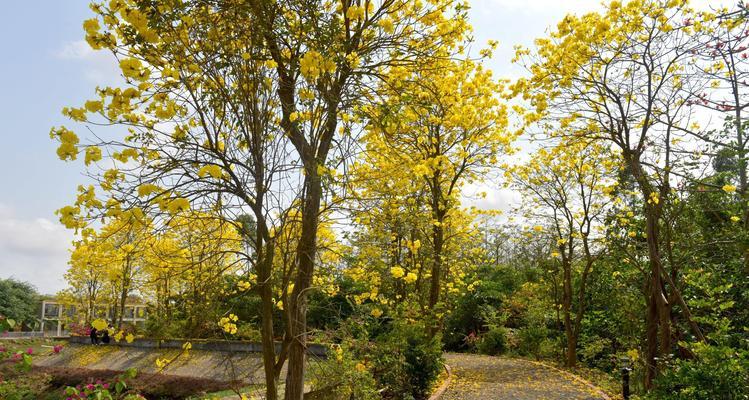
428, 363, 453, 400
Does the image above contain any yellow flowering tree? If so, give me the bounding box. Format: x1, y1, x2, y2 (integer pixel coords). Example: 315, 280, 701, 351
63, 211, 242, 336
510, 140, 617, 367
51, 1, 473, 397
512, 0, 707, 386
686, 5, 749, 267
358, 55, 512, 333
146, 213, 243, 336
59, 213, 152, 330
346, 194, 483, 321
61, 238, 108, 325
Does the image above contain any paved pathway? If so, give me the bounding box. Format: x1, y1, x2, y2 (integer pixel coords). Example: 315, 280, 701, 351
441, 353, 608, 400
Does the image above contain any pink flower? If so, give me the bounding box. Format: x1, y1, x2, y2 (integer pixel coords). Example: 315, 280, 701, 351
86, 383, 95, 390
26, 348, 33, 355
53, 344, 64, 354
102, 383, 109, 389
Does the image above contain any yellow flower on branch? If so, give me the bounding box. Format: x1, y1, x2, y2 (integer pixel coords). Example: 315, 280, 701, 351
723, 184, 737, 193
84, 146, 102, 166
197, 164, 223, 179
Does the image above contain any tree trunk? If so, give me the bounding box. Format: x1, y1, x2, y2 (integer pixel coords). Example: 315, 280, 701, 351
258, 238, 279, 400
733, 88, 749, 273
626, 154, 669, 389
566, 331, 578, 368
118, 289, 126, 330
644, 282, 659, 389
427, 215, 444, 337
284, 171, 322, 400
562, 257, 575, 367
643, 200, 670, 389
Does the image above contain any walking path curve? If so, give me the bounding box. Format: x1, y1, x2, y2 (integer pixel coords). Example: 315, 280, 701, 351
440, 353, 610, 400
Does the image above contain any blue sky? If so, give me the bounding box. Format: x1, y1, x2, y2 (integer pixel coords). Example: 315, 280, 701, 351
0, 0, 722, 294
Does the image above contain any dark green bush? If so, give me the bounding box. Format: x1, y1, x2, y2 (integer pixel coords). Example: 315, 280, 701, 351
645, 344, 749, 400
517, 325, 548, 359
476, 327, 507, 355
403, 333, 443, 399
442, 265, 521, 351
373, 323, 444, 400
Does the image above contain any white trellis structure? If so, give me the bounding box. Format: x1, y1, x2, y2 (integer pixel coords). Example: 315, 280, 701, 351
40, 299, 148, 337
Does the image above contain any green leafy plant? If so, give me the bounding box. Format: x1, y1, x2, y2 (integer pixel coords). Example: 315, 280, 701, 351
477, 327, 508, 356
63, 368, 141, 400
307, 342, 378, 400
373, 323, 444, 400
0, 374, 51, 400
645, 344, 749, 400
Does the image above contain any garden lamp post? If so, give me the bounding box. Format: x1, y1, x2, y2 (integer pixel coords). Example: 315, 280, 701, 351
620, 356, 632, 399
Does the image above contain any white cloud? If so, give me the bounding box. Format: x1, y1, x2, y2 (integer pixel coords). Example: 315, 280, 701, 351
464, 185, 522, 211
56, 40, 96, 60
55, 40, 122, 86
0, 203, 72, 294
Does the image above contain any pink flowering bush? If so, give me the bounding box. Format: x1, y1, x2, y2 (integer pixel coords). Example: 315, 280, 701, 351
63, 368, 143, 400
68, 322, 91, 337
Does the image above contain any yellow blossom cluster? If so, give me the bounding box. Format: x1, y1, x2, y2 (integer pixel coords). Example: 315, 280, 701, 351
299, 50, 336, 80
218, 313, 239, 335
50, 127, 79, 161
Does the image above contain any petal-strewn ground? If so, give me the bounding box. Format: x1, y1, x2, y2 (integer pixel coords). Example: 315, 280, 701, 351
441, 353, 609, 400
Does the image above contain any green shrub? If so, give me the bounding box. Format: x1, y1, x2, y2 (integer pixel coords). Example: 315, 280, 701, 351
442, 264, 521, 351
235, 323, 262, 341
517, 325, 548, 359
307, 343, 378, 400
403, 332, 443, 399
373, 323, 444, 400
476, 327, 507, 355
645, 344, 749, 400
0, 379, 43, 400
578, 336, 615, 371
